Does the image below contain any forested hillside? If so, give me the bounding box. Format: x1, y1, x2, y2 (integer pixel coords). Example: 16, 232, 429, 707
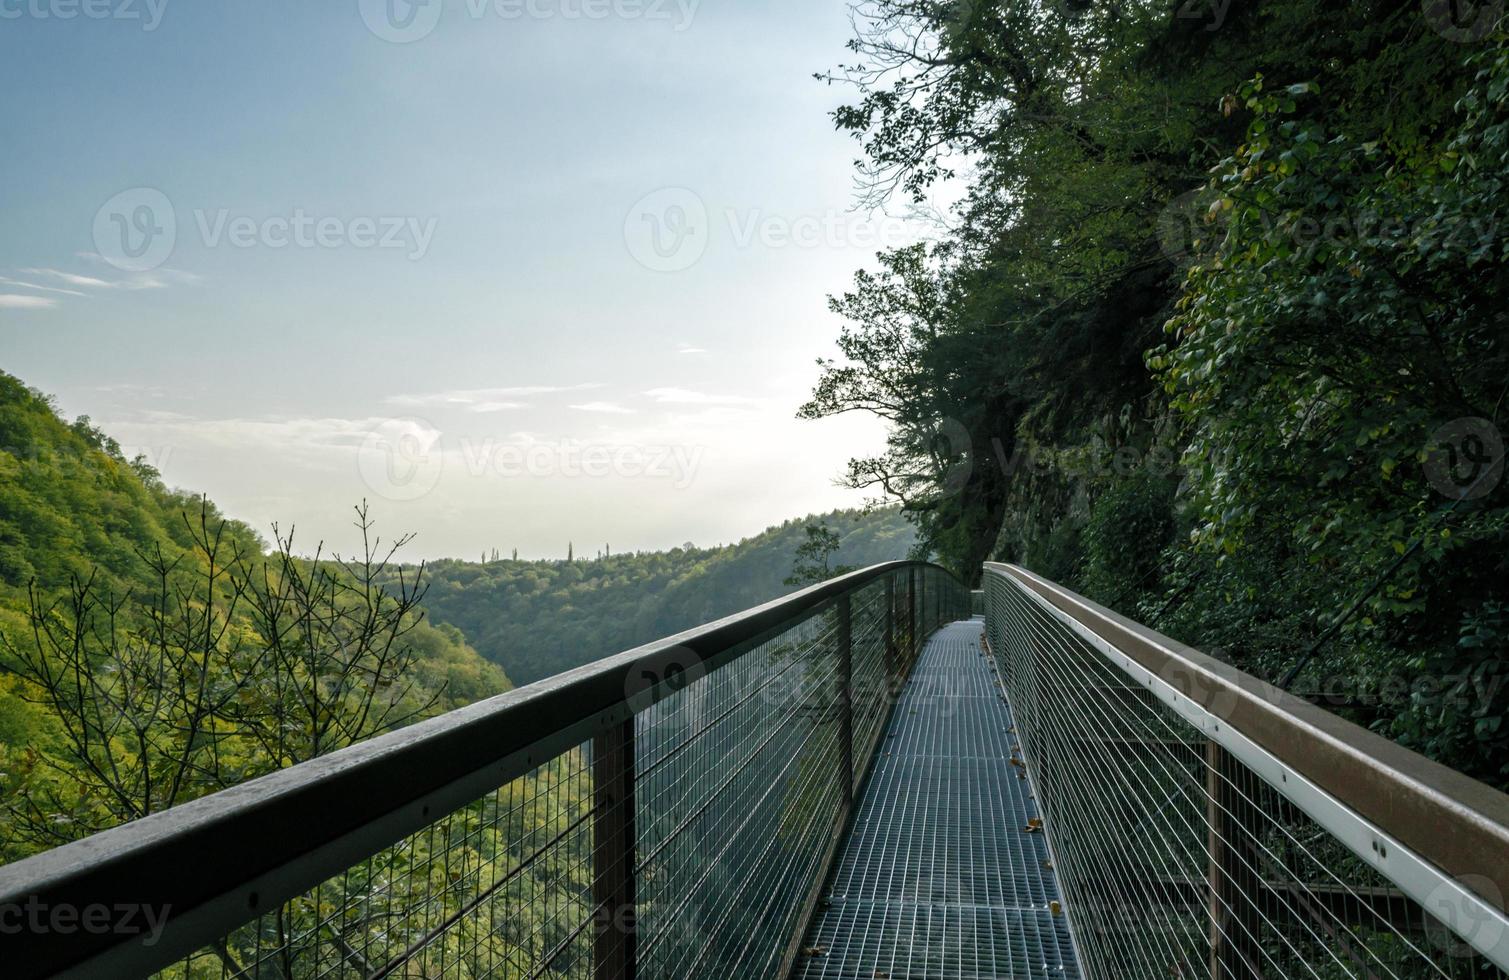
392, 508, 917, 685
809, 2, 1509, 784
0, 373, 510, 861
0, 371, 914, 859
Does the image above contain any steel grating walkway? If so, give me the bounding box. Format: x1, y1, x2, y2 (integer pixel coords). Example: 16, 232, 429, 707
794, 619, 1081, 979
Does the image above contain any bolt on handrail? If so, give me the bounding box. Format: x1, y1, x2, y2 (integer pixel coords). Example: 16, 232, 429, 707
0, 561, 968, 979
985, 562, 1509, 977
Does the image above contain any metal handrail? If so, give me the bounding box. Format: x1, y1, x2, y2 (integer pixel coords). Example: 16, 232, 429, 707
0, 560, 963, 979
987, 562, 1509, 971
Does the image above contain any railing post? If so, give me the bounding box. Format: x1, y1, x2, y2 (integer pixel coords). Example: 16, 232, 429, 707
1206, 741, 1263, 980
884, 574, 898, 690
907, 568, 917, 667
919, 569, 927, 639
837, 593, 854, 806
593, 719, 636, 980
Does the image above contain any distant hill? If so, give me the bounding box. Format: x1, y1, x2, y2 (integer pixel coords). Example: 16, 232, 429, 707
399, 508, 918, 685
0, 372, 511, 853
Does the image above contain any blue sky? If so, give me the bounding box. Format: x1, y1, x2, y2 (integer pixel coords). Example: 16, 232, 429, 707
0, 0, 933, 559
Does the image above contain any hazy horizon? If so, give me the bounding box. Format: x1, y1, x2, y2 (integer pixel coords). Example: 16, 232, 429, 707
0, 1, 944, 560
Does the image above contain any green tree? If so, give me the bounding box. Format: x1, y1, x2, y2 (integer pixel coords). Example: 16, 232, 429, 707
784, 522, 857, 586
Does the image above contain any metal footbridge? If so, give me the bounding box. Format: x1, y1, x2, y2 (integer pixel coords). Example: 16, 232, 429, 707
5, 562, 1509, 979
796, 620, 1075, 978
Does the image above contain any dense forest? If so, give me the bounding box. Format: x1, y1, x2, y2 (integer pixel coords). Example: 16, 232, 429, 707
805, 1, 1509, 783
0, 372, 511, 863
381, 507, 916, 684
0, 372, 916, 864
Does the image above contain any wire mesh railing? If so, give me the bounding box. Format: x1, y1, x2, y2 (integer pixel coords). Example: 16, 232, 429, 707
0, 561, 966, 980
984, 562, 1509, 980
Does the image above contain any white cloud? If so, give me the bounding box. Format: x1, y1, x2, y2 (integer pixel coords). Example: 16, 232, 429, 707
0, 294, 58, 309
387, 383, 602, 408
643, 387, 759, 406
569, 401, 635, 415
5, 266, 197, 310
468, 401, 527, 414
677, 344, 708, 355
110, 414, 434, 455
93, 383, 169, 398
23, 268, 113, 288
74, 253, 201, 281
0, 276, 86, 297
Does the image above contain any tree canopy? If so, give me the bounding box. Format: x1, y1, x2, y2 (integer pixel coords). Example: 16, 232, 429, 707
383, 507, 917, 685
809, 0, 1509, 784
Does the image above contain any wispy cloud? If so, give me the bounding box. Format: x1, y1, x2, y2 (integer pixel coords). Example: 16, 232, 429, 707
111, 414, 437, 454
677, 344, 709, 355
0, 276, 87, 297
23, 268, 115, 288
1, 265, 198, 311
570, 401, 635, 415
93, 383, 170, 398
644, 387, 759, 406
386, 383, 602, 410
74, 253, 203, 280
0, 294, 58, 309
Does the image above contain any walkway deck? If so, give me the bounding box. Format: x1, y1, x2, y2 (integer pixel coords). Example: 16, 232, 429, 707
794, 619, 1081, 979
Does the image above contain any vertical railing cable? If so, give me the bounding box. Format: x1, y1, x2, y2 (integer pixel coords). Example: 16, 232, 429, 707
837, 593, 854, 809
984, 562, 1509, 979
